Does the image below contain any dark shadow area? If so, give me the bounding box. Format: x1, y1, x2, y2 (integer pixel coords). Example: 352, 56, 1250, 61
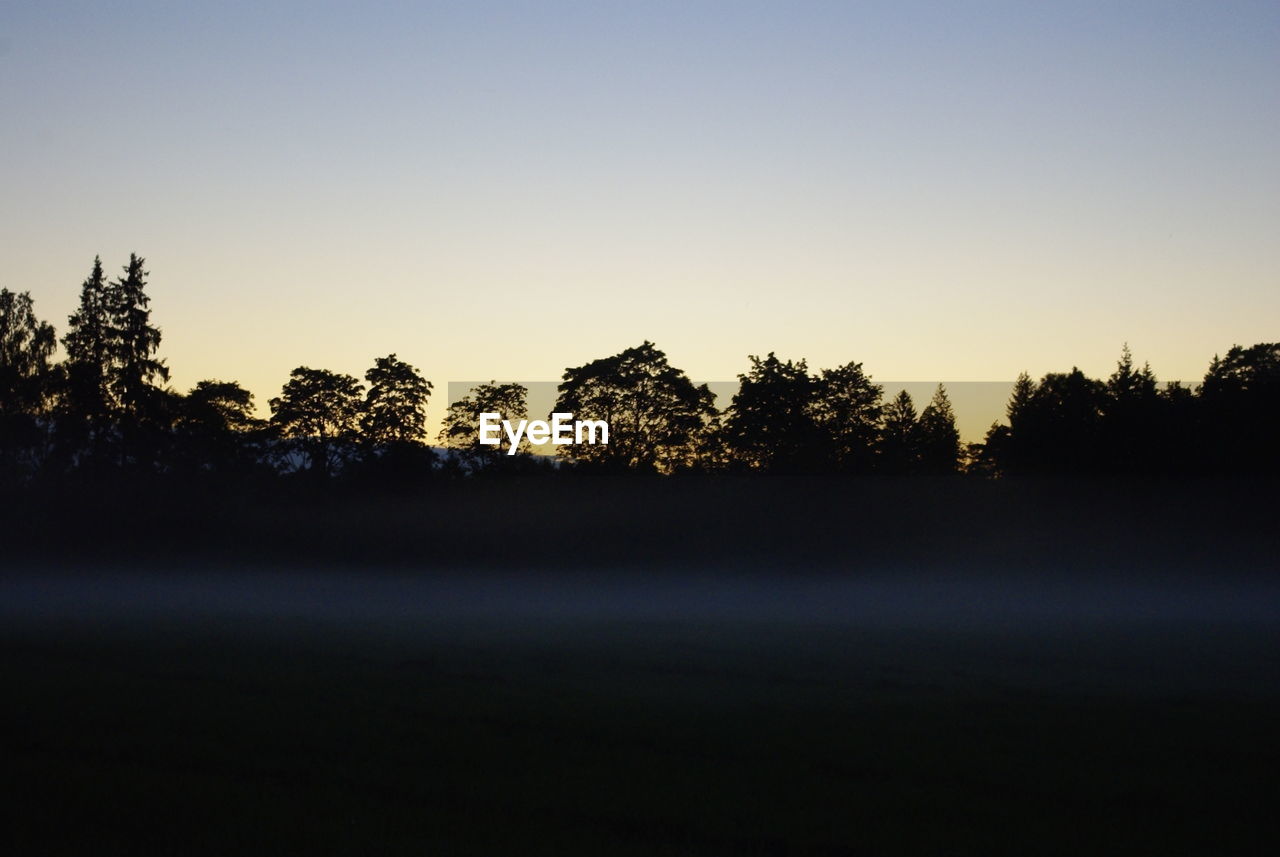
3, 477, 1278, 854
3, 474, 1276, 575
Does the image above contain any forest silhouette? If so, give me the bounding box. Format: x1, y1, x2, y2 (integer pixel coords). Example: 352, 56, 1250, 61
3, 255, 1277, 488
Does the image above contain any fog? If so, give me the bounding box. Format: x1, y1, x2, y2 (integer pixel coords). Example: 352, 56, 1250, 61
4, 564, 1277, 699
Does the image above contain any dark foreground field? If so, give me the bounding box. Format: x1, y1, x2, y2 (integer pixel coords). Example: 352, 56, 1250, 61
3, 479, 1278, 854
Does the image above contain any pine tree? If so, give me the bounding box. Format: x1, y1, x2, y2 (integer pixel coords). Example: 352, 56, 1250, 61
61, 257, 115, 456
1101, 344, 1160, 473
878, 389, 918, 474
109, 253, 169, 420
916, 384, 961, 474
1006, 371, 1035, 430
59, 254, 170, 467
1105, 344, 1157, 407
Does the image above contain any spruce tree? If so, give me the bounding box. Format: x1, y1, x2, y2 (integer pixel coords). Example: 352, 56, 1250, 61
916, 384, 962, 474
61, 257, 115, 457
878, 389, 918, 474
109, 253, 169, 421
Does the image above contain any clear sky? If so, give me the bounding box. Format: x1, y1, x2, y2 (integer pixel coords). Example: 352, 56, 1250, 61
3, 1, 1277, 439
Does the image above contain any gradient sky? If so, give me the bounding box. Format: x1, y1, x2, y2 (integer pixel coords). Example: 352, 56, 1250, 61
3, 1, 1277, 439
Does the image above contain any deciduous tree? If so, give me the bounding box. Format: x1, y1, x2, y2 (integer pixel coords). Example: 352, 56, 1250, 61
722, 353, 819, 472
0, 289, 57, 478
269, 367, 364, 477
439, 381, 530, 468
553, 341, 715, 472
362, 354, 432, 446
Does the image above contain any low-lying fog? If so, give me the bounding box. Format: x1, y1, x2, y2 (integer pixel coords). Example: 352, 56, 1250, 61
4, 565, 1278, 698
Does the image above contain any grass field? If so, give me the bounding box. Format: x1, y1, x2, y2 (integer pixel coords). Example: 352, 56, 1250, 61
5, 564, 1278, 855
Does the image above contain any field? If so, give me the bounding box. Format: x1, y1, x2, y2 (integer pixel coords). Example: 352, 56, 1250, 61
3, 478, 1278, 854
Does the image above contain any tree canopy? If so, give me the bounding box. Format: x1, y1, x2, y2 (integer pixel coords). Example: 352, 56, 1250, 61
553, 341, 715, 473
439, 381, 531, 469
269, 367, 364, 477
724, 354, 882, 474
4, 258, 1279, 484
362, 354, 432, 446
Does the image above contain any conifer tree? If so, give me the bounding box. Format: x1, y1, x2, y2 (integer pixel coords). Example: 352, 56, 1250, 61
61, 257, 115, 457
916, 384, 962, 474
878, 389, 918, 474
109, 254, 168, 421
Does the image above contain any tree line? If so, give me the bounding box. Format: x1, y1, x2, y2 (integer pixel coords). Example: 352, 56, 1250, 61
2, 256, 1277, 485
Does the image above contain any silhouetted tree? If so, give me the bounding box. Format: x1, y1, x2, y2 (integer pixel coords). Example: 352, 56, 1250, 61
357, 354, 435, 483
108, 254, 170, 468
0, 289, 57, 479
916, 384, 961, 474
724, 354, 883, 473
814, 361, 883, 473
553, 341, 716, 472
60, 257, 115, 460
878, 389, 918, 474
999, 371, 1036, 472
1105, 345, 1158, 404
0, 289, 56, 416
722, 353, 821, 473
362, 354, 432, 446
174, 380, 267, 474
984, 368, 1107, 475
183, 381, 260, 433
964, 433, 1001, 478
57, 254, 171, 470
976, 423, 1011, 477
1006, 372, 1035, 424
1199, 343, 1280, 473
439, 381, 530, 470
109, 254, 168, 421
1100, 344, 1161, 473
269, 367, 364, 477
1006, 368, 1105, 474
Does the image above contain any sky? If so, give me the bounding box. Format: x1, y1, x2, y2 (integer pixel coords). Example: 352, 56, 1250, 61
3, 1, 1277, 440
